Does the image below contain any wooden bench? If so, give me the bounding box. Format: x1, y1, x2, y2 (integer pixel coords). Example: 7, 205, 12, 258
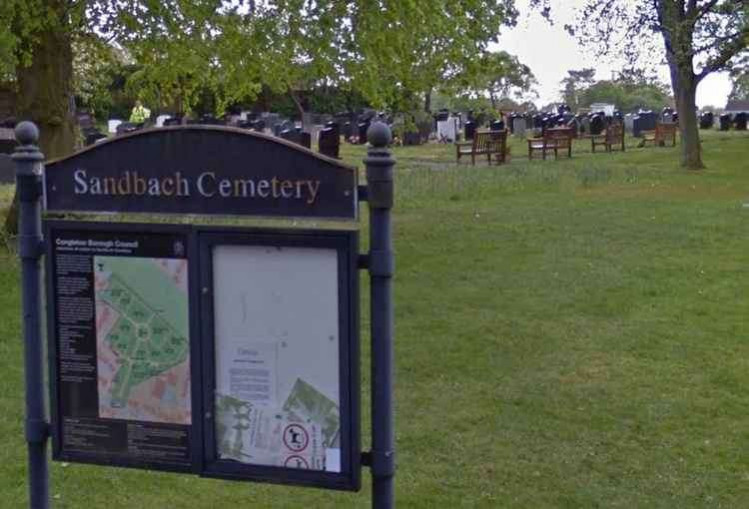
639, 122, 677, 147
456, 129, 508, 165
528, 127, 572, 160
591, 123, 625, 153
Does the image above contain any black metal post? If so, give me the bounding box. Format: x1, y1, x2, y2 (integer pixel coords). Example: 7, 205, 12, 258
364, 122, 395, 508
13, 121, 49, 509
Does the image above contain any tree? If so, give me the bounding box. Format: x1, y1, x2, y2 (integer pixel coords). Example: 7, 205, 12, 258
2, 0, 523, 158
470, 51, 537, 110
559, 68, 596, 111
1, 0, 235, 158
728, 55, 749, 101
538, 0, 748, 170
571, 69, 673, 112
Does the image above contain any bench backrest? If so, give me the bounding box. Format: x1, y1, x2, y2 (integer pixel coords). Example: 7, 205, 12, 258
656, 123, 677, 135
544, 127, 572, 146
606, 123, 623, 142
473, 129, 507, 152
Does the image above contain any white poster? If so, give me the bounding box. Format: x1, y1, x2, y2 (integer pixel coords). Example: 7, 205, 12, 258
212, 245, 341, 472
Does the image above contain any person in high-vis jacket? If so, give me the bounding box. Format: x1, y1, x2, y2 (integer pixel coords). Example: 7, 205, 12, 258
129, 100, 151, 124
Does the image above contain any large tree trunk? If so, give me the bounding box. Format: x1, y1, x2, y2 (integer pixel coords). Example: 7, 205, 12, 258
674, 72, 703, 170
7, 7, 76, 233
16, 20, 76, 159
658, 1, 703, 170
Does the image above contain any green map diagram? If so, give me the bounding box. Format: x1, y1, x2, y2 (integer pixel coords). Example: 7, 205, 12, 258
95, 256, 191, 424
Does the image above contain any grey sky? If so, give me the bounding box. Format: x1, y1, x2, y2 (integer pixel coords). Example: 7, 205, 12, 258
493, 0, 732, 109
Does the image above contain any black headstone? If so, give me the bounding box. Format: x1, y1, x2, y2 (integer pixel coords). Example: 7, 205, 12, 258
116, 122, 140, 134
0, 138, 16, 154
719, 113, 732, 131
84, 130, 107, 146
490, 120, 504, 131
464, 120, 476, 140
0, 153, 14, 183
699, 112, 714, 129
590, 114, 605, 136
357, 121, 370, 145
734, 112, 747, 130
318, 123, 340, 159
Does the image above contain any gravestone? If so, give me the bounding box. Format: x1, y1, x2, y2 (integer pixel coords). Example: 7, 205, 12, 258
199, 115, 224, 126
0, 153, 13, 183
84, 129, 107, 146
624, 114, 635, 133
661, 107, 674, 124
589, 114, 605, 136
699, 112, 714, 129
735, 112, 747, 130
464, 120, 476, 140
638, 110, 657, 130
490, 120, 504, 131
108, 119, 123, 133
719, 113, 732, 131
318, 122, 340, 159
437, 116, 458, 142
279, 127, 311, 149
512, 117, 526, 137
116, 122, 141, 134
357, 121, 370, 145
579, 115, 591, 135
156, 114, 172, 127
0, 137, 16, 154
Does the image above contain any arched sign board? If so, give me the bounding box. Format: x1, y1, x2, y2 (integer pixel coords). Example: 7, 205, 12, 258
44, 126, 357, 220
42, 127, 361, 492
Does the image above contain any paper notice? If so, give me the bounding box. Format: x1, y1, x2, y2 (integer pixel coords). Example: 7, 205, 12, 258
216, 342, 278, 407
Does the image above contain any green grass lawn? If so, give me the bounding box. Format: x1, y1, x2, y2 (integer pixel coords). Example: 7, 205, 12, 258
1, 130, 749, 507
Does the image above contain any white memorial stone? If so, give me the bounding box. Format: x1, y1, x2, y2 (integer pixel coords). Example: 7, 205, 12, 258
107, 119, 123, 134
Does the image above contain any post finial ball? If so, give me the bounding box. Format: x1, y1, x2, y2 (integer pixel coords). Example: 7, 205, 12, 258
367, 121, 392, 148
15, 121, 39, 145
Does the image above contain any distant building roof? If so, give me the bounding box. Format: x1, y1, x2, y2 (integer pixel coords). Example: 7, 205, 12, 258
724, 100, 749, 112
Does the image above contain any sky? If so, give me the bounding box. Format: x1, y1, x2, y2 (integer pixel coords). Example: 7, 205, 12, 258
493, 0, 733, 109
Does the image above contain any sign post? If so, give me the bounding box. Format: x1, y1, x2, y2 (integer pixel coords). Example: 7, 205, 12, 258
14, 122, 49, 509
364, 124, 396, 508
14, 120, 396, 508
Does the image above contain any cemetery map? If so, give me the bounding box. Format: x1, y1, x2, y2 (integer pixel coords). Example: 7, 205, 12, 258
95, 256, 191, 425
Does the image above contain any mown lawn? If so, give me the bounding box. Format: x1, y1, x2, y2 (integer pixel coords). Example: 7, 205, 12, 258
1, 129, 748, 507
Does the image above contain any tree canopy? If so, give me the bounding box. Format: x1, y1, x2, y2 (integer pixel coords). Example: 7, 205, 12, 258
1, 0, 523, 157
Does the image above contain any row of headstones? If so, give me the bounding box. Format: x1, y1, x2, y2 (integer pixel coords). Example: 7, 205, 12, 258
700, 111, 748, 130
